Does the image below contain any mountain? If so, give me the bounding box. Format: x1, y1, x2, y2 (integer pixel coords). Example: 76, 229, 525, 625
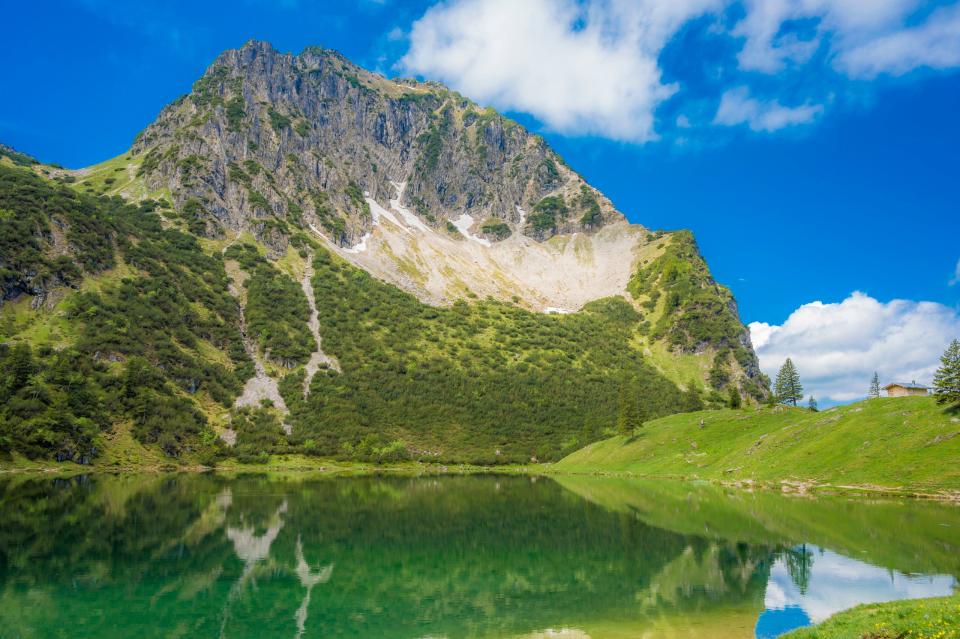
0, 41, 768, 467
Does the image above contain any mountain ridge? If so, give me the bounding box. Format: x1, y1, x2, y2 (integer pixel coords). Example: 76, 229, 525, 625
0, 40, 768, 466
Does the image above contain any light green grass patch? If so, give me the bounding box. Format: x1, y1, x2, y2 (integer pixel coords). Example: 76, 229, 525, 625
557, 397, 960, 492
783, 594, 960, 639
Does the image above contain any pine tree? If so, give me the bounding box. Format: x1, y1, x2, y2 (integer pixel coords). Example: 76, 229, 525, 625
869, 372, 881, 399
774, 358, 803, 406
807, 395, 818, 412
682, 379, 704, 412
581, 415, 599, 447
728, 386, 742, 409
933, 339, 960, 409
616, 382, 638, 436
9, 342, 34, 391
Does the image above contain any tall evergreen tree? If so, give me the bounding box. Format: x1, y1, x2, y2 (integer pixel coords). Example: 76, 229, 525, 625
728, 386, 742, 409
807, 395, 818, 412
682, 379, 704, 413
933, 339, 960, 409
774, 358, 803, 406
616, 381, 639, 436
869, 372, 881, 399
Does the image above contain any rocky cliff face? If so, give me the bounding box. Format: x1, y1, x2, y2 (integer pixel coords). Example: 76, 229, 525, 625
131, 40, 620, 251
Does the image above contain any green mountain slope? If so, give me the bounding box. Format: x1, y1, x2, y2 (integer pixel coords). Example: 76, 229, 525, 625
556, 397, 960, 491
0, 41, 770, 467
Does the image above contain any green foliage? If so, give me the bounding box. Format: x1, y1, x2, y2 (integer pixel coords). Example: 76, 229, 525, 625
247, 190, 271, 213
311, 190, 347, 241
709, 350, 731, 389
0, 166, 248, 460
807, 395, 818, 411
728, 386, 742, 409
681, 380, 705, 412
225, 96, 246, 132
0, 343, 109, 463
281, 249, 685, 463
774, 358, 803, 406
179, 197, 209, 235
480, 218, 511, 240
0, 145, 38, 166
576, 185, 603, 228
416, 105, 453, 173
933, 338, 960, 409
190, 66, 229, 108
527, 195, 567, 238
224, 243, 313, 366
230, 406, 287, 462
0, 164, 115, 302
628, 231, 749, 355
616, 381, 641, 435
345, 181, 371, 218
267, 106, 291, 132
294, 120, 310, 137
340, 433, 411, 464
538, 156, 561, 187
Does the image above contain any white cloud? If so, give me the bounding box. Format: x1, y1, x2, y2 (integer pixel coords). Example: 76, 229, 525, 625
733, 0, 960, 78
400, 0, 960, 142
749, 292, 960, 403
714, 86, 823, 131
401, 0, 722, 142
950, 258, 960, 285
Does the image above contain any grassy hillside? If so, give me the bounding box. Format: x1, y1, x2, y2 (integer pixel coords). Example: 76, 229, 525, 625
783, 594, 960, 639
557, 397, 960, 492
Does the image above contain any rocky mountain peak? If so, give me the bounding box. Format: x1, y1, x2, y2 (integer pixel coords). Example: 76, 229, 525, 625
130, 40, 625, 254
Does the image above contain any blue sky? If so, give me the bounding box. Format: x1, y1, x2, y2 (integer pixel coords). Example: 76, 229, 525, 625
3, 0, 959, 401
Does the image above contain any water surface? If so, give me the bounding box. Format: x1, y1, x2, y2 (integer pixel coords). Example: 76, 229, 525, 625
0, 474, 956, 638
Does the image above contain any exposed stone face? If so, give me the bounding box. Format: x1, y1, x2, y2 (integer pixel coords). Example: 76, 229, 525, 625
132, 40, 622, 246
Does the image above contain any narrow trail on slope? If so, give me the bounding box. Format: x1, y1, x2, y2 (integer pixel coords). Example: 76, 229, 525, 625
222, 235, 289, 442
300, 252, 341, 397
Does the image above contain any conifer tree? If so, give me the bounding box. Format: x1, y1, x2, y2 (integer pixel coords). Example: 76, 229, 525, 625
869, 372, 881, 399
616, 381, 639, 436
728, 386, 742, 409
682, 379, 704, 412
774, 358, 803, 406
933, 339, 960, 409
807, 396, 818, 412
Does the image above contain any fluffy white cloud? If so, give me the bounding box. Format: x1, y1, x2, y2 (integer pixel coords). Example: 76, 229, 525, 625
401, 0, 724, 141
733, 0, 927, 73
749, 292, 960, 403
839, 3, 960, 77
732, 0, 960, 78
400, 0, 960, 141
714, 86, 824, 131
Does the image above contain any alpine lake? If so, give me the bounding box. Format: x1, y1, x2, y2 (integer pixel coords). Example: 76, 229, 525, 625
0, 473, 957, 639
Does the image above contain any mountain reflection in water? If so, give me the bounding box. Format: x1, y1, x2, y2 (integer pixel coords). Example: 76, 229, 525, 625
0, 474, 956, 639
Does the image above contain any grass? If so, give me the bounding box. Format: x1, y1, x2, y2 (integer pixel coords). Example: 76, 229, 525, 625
783, 594, 960, 639
640, 338, 712, 390
69, 153, 171, 203
0, 260, 136, 347
557, 396, 960, 493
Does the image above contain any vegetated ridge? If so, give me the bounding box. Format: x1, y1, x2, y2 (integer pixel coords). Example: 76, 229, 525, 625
0, 40, 767, 467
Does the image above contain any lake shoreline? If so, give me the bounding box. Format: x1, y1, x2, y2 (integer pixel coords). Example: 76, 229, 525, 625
3, 456, 959, 502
